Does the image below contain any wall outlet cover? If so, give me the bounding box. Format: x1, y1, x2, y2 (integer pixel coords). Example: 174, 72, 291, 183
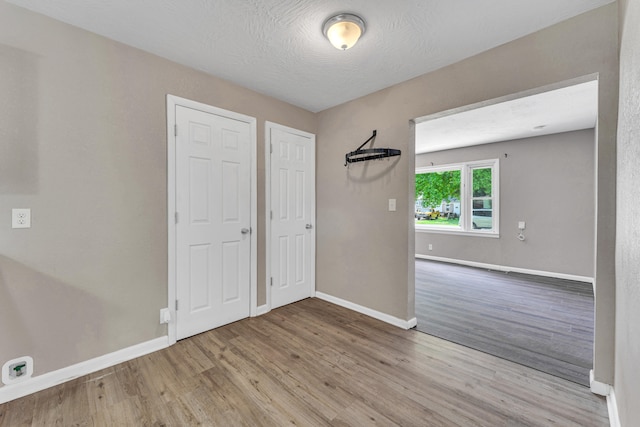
2, 356, 34, 385
12, 208, 31, 229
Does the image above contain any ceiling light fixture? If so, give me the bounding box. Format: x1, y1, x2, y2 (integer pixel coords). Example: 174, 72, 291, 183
323, 13, 366, 51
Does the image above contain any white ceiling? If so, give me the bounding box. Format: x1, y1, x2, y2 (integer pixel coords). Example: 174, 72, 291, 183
7, 0, 613, 113
415, 80, 599, 154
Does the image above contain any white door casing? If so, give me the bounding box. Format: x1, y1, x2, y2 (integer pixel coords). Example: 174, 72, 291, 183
167, 95, 257, 343
266, 122, 315, 310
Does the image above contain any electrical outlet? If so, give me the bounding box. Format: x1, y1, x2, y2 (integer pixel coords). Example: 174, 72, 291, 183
428, 244, 433, 251
2, 356, 33, 384
518, 221, 526, 229
12, 208, 31, 229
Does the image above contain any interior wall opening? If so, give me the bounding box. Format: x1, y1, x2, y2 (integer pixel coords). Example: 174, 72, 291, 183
412, 77, 599, 387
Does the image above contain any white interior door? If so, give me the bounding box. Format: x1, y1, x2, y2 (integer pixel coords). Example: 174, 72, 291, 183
175, 105, 251, 340
268, 123, 315, 309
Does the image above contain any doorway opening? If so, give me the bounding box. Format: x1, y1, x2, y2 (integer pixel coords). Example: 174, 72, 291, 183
412, 77, 598, 386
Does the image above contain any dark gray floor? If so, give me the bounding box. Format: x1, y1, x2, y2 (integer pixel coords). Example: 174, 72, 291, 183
415, 259, 594, 386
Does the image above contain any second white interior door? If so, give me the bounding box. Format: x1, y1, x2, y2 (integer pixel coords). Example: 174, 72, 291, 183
268, 123, 315, 309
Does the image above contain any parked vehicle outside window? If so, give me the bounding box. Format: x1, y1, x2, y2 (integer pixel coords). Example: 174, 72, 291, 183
472, 210, 493, 229
416, 208, 440, 220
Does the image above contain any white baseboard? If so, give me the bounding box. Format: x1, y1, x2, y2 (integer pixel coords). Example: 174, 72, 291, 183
416, 254, 594, 284
254, 304, 270, 316
0, 336, 169, 405
315, 292, 417, 330
607, 387, 620, 427
590, 369, 612, 396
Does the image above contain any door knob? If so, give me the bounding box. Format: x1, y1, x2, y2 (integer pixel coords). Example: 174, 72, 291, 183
305, 224, 313, 229
241, 228, 250, 234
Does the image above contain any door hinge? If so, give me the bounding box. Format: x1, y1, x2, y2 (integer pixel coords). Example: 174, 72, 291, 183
175, 212, 179, 224
270, 143, 273, 154
270, 210, 273, 220
270, 277, 273, 287
174, 124, 178, 137
175, 300, 179, 311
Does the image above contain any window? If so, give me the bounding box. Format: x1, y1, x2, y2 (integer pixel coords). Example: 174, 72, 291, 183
415, 159, 499, 236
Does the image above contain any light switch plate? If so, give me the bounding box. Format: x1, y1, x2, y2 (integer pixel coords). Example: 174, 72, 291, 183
518, 221, 526, 229
12, 209, 31, 229
160, 308, 171, 324
388, 199, 396, 212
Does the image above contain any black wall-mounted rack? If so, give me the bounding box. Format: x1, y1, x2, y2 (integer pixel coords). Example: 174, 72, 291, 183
344, 130, 401, 166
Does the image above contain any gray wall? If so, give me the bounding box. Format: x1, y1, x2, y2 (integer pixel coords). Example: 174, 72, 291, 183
615, 0, 640, 424
415, 129, 595, 279
316, 4, 618, 385
0, 2, 315, 380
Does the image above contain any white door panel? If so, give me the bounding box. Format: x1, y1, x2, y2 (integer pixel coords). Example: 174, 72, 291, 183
270, 125, 315, 309
176, 105, 251, 340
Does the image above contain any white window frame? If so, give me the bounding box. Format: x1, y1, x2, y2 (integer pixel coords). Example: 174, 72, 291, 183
415, 159, 499, 237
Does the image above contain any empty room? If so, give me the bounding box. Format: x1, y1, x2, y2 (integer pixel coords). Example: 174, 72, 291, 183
1, 1, 638, 426
413, 82, 598, 387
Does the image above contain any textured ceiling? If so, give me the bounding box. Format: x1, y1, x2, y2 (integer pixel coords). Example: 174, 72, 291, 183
8, 0, 614, 112
415, 81, 598, 154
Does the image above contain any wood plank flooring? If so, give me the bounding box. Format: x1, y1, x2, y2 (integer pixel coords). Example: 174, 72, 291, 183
415, 259, 594, 386
0, 298, 607, 426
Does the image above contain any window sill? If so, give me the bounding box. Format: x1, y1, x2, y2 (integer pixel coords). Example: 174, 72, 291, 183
415, 227, 500, 238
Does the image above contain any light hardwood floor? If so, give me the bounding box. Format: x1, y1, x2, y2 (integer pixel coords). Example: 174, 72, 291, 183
0, 298, 608, 426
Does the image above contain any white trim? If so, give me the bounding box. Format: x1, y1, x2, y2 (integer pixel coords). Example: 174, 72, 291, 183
415, 227, 500, 238
265, 122, 316, 311
166, 95, 258, 344
249, 113, 258, 318
255, 304, 270, 316
590, 369, 612, 396
607, 387, 620, 427
315, 292, 417, 330
167, 96, 177, 345
264, 123, 273, 311
416, 254, 594, 284
0, 337, 169, 405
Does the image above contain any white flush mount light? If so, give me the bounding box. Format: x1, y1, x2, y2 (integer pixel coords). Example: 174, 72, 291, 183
323, 13, 366, 50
